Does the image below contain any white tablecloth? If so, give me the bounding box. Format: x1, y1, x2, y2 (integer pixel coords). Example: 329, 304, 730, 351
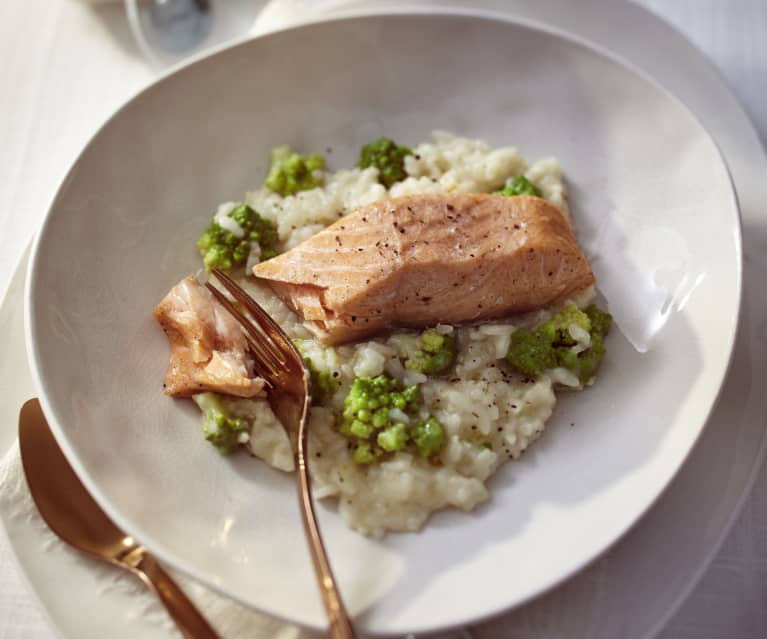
1, 1, 765, 637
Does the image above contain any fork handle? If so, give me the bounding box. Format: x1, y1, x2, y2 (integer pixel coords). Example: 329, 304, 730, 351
134, 552, 222, 639
297, 462, 358, 639
328, 612, 358, 639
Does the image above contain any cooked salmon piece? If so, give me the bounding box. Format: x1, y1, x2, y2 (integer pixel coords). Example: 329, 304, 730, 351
252, 194, 595, 345
154, 276, 265, 398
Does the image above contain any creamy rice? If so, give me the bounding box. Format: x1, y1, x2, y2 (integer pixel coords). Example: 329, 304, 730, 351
223, 131, 587, 536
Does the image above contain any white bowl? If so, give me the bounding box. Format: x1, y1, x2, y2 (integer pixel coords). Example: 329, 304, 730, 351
25, 11, 741, 636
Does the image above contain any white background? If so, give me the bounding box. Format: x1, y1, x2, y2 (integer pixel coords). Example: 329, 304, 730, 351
0, 1, 765, 637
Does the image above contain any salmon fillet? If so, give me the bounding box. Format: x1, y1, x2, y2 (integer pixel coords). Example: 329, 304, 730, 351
154, 276, 265, 398
252, 194, 595, 345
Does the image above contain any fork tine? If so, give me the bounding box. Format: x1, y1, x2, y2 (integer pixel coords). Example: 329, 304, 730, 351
249, 362, 275, 389
205, 281, 286, 367
204, 282, 284, 372
208, 271, 288, 366
211, 269, 296, 361
254, 368, 274, 389
243, 333, 280, 380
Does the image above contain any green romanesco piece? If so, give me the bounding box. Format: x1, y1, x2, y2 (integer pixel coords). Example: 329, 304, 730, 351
292, 340, 339, 406
192, 392, 250, 455
494, 174, 542, 198
540, 303, 592, 347
410, 417, 445, 459
265, 145, 325, 196
352, 441, 382, 465
586, 304, 613, 338
196, 203, 277, 271
506, 303, 613, 383
339, 374, 444, 464
505, 327, 559, 377
377, 422, 409, 452
357, 137, 412, 188
403, 329, 456, 375
555, 333, 607, 384
305, 358, 339, 406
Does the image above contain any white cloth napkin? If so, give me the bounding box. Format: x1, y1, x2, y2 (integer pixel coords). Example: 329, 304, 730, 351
0, 442, 319, 639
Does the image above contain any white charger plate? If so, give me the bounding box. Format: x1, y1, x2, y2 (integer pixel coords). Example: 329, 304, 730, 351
22, 10, 741, 636
4, 2, 764, 638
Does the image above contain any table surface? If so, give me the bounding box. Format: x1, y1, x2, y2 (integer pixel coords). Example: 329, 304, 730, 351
1, 1, 766, 638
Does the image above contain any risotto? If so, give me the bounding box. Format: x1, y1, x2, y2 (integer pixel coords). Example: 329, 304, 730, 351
161, 131, 605, 537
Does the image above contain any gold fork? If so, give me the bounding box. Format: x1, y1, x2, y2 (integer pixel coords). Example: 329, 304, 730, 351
206, 268, 357, 639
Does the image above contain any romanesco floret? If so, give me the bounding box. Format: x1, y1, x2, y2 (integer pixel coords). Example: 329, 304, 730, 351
542, 303, 592, 346
357, 137, 412, 188
411, 417, 445, 459
339, 374, 444, 463
305, 358, 338, 406
292, 340, 339, 405
505, 328, 558, 377
495, 174, 542, 198
377, 422, 409, 452
265, 145, 325, 196
506, 303, 612, 383
556, 304, 612, 382
197, 204, 278, 271
586, 304, 613, 338
352, 442, 378, 465
403, 329, 456, 374
192, 392, 250, 455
